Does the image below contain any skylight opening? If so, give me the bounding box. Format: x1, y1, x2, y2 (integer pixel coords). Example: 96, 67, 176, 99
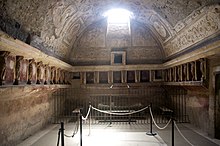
104, 9, 133, 24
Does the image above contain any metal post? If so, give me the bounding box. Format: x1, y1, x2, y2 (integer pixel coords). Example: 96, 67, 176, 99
60, 122, 65, 146
110, 95, 112, 125
146, 103, 156, 136
80, 109, 82, 146
172, 116, 174, 146
89, 103, 91, 136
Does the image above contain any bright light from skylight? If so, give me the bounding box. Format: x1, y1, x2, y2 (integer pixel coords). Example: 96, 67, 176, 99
104, 9, 133, 24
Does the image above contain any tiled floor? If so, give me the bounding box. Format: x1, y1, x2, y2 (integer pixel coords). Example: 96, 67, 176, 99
18, 122, 220, 146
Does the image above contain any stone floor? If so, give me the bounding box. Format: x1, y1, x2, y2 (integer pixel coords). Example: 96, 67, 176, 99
18, 122, 220, 146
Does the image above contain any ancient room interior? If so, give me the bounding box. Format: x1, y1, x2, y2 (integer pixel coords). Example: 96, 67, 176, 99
0, 0, 220, 146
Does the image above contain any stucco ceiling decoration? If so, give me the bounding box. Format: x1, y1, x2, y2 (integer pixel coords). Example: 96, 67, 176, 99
0, 0, 219, 63
41, 0, 176, 52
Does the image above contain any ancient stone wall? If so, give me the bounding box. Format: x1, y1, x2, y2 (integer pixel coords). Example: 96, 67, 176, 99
0, 86, 66, 146
165, 57, 220, 137
208, 57, 220, 137
186, 88, 210, 132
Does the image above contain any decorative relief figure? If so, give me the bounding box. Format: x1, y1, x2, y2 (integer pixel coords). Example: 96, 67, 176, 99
59, 70, 62, 84
57, 68, 61, 84
199, 58, 206, 81
54, 68, 58, 84
63, 71, 67, 84
65, 71, 71, 84
190, 62, 196, 81
60, 70, 64, 84
183, 64, 187, 81
50, 66, 55, 84
0, 51, 10, 85
14, 56, 24, 85
36, 61, 43, 84
177, 65, 182, 82
172, 67, 176, 82
44, 64, 49, 85
27, 59, 35, 84
168, 68, 172, 82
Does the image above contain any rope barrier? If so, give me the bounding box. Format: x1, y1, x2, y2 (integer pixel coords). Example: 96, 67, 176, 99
174, 121, 194, 146
149, 107, 171, 130
64, 116, 80, 138
91, 105, 149, 116
82, 105, 91, 120
59, 104, 193, 146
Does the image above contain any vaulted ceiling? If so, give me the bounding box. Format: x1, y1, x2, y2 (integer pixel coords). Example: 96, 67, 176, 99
0, 0, 220, 65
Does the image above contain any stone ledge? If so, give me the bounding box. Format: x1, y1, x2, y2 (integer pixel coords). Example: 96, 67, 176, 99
0, 84, 71, 89
0, 31, 72, 71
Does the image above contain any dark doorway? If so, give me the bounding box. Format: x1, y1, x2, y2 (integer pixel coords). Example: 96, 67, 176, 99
215, 73, 220, 139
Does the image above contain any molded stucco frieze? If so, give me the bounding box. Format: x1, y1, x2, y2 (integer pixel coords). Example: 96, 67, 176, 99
164, 5, 220, 57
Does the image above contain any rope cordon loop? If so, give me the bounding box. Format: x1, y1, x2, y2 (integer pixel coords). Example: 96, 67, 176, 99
91, 105, 150, 116
174, 121, 194, 146
149, 107, 171, 130
82, 105, 92, 120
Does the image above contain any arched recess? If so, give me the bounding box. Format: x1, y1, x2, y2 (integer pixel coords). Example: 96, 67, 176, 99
69, 19, 165, 65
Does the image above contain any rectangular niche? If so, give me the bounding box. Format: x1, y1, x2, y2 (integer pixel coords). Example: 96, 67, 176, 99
99, 72, 108, 84
127, 71, 135, 83
140, 70, 150, 82
73, 72, 80, 79
86, 72, 94, 84
111, 51, 126, 65
113, 71, 121, 83
154, 70, 163, 81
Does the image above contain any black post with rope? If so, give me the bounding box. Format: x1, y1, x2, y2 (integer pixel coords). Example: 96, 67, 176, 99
80, 108, 83, 146
57, 122, 65, 146
146, 103, 157, 136
89, 102, 91, 136
171, 113, 175, 146
61, 122, 65, 146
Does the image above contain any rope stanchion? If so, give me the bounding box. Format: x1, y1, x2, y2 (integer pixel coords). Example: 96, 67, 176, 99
57, 122, 65, 146
172, 117, 174, 146
60, 122, 65, 146
174, 121, 194, 146
89, 103, 91, 136
57, 130, 61, 146
80, 108, 83, 146
146, 103, 157, 136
